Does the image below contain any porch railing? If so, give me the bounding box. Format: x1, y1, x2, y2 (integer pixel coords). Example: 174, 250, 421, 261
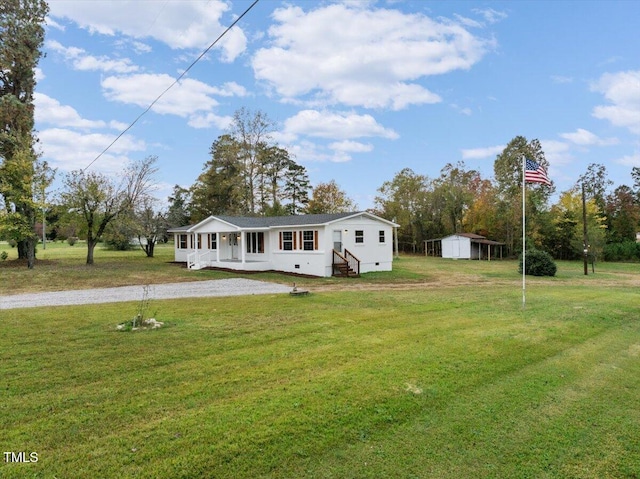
344, 248, 360, 276
332, 249, 360, 277
187, 250, 214, 270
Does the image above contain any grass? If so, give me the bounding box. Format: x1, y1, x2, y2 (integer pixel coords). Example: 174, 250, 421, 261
1, 247, 640, 477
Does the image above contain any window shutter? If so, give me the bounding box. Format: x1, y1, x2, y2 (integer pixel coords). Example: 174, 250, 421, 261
314, 230, 318, 250
279, 232, 283, 250
293, 231, 297, 250
299, 231, 303, 250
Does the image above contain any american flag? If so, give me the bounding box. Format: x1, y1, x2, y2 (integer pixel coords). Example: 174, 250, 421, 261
525, 158, 551, 185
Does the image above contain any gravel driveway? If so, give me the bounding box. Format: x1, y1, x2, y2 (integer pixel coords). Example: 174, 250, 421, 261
0, 279, 292, 310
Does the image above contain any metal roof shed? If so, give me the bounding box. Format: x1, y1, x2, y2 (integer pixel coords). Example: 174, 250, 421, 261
427, 233, 504, 260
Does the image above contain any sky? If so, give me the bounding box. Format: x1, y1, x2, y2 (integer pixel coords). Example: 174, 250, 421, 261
35, 0, 640, 211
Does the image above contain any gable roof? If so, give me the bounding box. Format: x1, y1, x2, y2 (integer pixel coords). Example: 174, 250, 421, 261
426, 233, 504, 245
215, 212, 357, 228
168, 212, 398, 233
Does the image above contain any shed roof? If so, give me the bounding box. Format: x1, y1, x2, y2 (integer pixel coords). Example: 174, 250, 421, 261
425, 233, 504, 246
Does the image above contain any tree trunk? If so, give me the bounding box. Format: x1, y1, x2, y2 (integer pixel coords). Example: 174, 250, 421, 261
86, 239, 97, 265
17, 240, 27, 259
26, 237, 36, 269
144, 238, 155, 258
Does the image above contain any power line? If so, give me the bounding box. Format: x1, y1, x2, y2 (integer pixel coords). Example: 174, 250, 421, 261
83, 0, 260, 172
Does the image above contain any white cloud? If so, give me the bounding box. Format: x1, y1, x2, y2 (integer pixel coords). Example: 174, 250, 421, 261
283, 110, 399, 141
328, 140, 374, 153
559, 128, 618, 146
286, 140, 352, 164
615, 151, 640, 167
591, 70, 640, 134
109, 120, 130, 131
539, 139, 573, 167
35, 93, 106, 129
47, 0, 247, 61
47, 40, 140, 74
252, 4, 493, 110
101, 73, 229, 118
460, 145, 504, 159
188, 113, 233, 130
39, 128, 145, 172
451, 103, 472, 116
472, 8, 508, 24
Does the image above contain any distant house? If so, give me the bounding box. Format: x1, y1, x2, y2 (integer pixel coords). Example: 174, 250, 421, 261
425, 233, 504, 260
636, 232, 640, 242
168, 212, 399, 277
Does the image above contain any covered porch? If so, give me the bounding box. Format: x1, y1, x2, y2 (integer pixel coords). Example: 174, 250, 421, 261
179, 229, 271, 271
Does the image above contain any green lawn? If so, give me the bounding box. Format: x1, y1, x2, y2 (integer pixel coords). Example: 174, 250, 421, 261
1, 250, 639, 478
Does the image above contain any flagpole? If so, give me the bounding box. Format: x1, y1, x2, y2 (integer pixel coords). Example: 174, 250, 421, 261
522, 155, 526, 310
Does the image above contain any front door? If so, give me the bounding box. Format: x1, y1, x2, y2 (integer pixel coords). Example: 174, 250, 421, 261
230, 233, 239, 259
332, 230, 342, 252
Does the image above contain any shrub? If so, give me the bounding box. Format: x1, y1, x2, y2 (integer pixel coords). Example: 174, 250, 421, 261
519, 249, 557, 276
603, 241, 640, 262
8, 239, 16, 248
1, 251, 7, 261
104, 236, 135, 251
67, 236, 78, 246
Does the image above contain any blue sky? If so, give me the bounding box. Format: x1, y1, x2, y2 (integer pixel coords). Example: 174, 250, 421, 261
36, 0, 640, 210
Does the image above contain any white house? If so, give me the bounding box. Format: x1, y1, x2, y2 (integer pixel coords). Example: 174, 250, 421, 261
428, 233, 504, 260
168, 212, 399, 277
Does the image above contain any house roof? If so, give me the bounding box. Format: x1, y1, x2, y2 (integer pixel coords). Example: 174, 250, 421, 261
168, 211, 399, 233
215, 212, 357, 228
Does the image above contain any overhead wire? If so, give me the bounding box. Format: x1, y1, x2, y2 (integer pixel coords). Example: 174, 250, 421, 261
82, 0, 261, 172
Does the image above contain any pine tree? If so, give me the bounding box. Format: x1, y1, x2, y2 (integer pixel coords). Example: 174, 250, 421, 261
0, 0, 50, 268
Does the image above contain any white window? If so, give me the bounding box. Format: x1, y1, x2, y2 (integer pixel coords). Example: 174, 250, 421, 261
178, 234, 188, 249
246, 232, 265, 253
355, 230, 364, 244
209, 233, 217, 250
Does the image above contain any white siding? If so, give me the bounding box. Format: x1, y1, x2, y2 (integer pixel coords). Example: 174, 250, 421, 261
442, 235, 472, 259
172, 213, 396, 277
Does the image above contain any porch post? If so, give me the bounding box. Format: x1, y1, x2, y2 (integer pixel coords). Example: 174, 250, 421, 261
240, 231, 246, 264
216, 232, 220, 263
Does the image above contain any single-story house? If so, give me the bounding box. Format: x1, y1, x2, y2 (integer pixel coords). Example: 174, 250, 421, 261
168, 212, 399, 277
425, 233, 504, 260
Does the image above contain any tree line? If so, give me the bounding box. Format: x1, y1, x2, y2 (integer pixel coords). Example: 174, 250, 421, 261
373, 136, 640, 261
2, 1, 639, 267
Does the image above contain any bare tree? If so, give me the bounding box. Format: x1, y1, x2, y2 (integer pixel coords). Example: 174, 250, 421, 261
229, 107, 275, 214
60, 156, 158, 264
135, 196, 168, 258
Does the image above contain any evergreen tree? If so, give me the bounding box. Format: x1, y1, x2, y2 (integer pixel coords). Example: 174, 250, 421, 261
166, 185, 191, 228
190, 134, 246, 220
283, 162, 310, 215
0, 0, 50, 268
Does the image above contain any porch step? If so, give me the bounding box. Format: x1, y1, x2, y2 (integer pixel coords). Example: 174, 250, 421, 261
333, 261, 359, 278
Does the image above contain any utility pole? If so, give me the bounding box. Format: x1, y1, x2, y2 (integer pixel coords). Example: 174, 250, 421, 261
42, 185, 46, 250
582, 182, 588, 275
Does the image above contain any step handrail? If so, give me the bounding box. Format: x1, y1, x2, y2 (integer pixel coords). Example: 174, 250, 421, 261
343, 248, 360, 276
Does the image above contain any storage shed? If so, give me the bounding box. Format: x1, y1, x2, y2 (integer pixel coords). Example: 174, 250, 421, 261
426, 233, 504, 260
